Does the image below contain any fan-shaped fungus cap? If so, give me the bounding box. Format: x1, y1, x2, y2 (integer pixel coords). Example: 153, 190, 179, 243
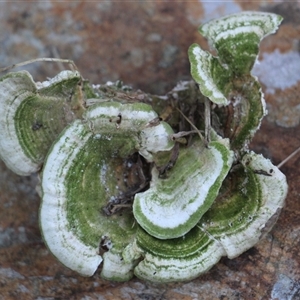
200, 152, 288, 258
123, 225, 226, 283
0, 70, 83, 175
133, 137, 234, 239
40, 102, 174, 279
188, 12, 283, 106
188, 12, 282, 149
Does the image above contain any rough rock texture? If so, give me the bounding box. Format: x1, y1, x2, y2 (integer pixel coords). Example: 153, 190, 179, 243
0, 1, 299, 299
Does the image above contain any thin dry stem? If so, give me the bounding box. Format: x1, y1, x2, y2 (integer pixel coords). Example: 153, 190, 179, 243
176, 107, 204, 142
277, 146, 300, 169
0, 58, 78, 73
204, 97, 211, 144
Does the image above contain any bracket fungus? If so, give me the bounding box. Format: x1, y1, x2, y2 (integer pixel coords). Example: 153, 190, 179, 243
200, 152, 288, 259
0, 70, 84, 175
188, 11, 283, 149
121, 152, 287, 283
133, 137, 234, 239
0, 11, 289, 283
40, 102, 174, 279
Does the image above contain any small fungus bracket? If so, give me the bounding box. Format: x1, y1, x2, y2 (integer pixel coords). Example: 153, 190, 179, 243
0, 70, 84, 175
133, 136, 234, 239
200, 152, 287, 258
188, 11, 283, 149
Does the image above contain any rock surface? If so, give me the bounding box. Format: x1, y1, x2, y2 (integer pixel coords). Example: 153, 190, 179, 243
0, 1, 300, 299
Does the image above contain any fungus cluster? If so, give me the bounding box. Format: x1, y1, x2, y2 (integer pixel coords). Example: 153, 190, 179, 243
0, 11, 287, 282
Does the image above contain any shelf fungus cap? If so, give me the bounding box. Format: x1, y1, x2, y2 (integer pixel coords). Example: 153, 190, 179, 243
133, 137, 234, 239
188, 12, 283, 106
200, 152, 288, 259
122, 226, 226, 283
188, 45, 229, 106
200, 11, 283, 51
0, 70, 82, 175
84, 101, 175, 162
40, 102, 174, 278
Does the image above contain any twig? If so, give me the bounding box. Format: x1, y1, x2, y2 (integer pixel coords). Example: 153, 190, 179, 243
277, 146, 300, 169
176, 107, 204, 142
204, 97, 211, 144
0, 58, 78, 73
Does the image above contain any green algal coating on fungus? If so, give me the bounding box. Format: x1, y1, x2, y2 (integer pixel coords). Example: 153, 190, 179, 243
188, 11, 283, 149
133, 137, 234, 239
0, 70, 84, 175
40, 102, 174, 280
